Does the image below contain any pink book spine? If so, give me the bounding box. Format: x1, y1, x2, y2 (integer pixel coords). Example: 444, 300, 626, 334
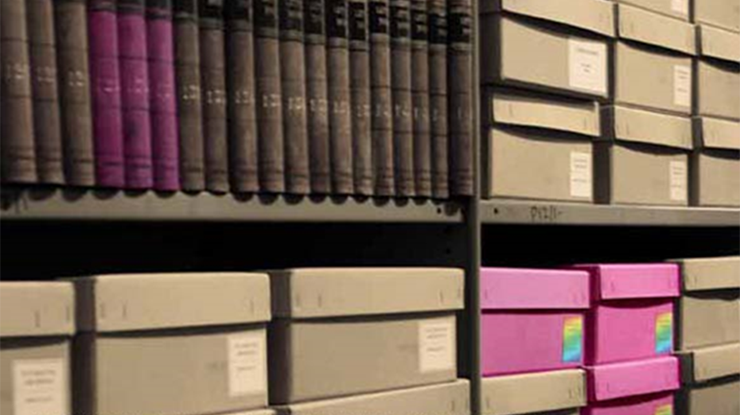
118, 0, 153, 188
147, 0, 179, 190
89, 0, 125, 187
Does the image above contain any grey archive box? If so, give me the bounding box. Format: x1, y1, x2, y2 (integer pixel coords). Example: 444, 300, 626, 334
71, 273, 271, 415
0, 282, 75, 415
266, 267, 464, 404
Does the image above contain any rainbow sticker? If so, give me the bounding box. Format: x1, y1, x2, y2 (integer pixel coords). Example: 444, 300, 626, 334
656, 312, 673, 354
655, 404, 673, 415
562, 316, 583, 363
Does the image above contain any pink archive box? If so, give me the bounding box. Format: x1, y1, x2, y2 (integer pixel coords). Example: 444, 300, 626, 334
571, 264, 680, 365
583, 356, 680, 415
481, 267, 590, 376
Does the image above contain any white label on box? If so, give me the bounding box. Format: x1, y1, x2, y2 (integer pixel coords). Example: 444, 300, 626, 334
228, 332, 266, 396
671, 0, 688, 15
570, 152, 593, 198
673, 65, 691, 107
670, 160, 687, 201
419, 319, 455, 373
13, 359, 66, 415
568, 39, 607, 95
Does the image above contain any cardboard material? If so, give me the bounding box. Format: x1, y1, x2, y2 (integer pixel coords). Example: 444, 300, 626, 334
482, 369, 587, 415
694, 0, 740, 33
679, 343, 740, 383
583, 392, 675, 415
697, 25, 740, 63
614, 0, 690, 21
616, 4, 696, 55
586, 356, 680, 402
673, 256, 740, 291
0, 282, 75, 337
613, 42, 693, 114
677, 376, 740, 415
696, 61, 740, 121
483, 88, 601, 137
480, 0, 615, 37
691, 117, 740, 207
484, 127, 594, 202
678, 291, 740, 350
274, 380, 470, 415
481, 15, 609, 99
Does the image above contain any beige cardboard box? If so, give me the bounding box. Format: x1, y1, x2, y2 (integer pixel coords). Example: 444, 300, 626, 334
481, 15, 609, 99
616, 3, 696, 54
691, 117, 740, 207
613, 42, 693, 114
273, 380, 470, 415
267, 268, 464, 404
673, 256, 740, 291
696, 61, 740, 121
614, 0, 690, 21
694, 0, 740, 33
480, 0, 615, 36
697, 25, 740, 63
679, 343, 740, 383
72, 273, 271, 415
677, 343, 740, 415
482, 369, 587, 415
597, 106, 692, 205
0, 282, 75, 415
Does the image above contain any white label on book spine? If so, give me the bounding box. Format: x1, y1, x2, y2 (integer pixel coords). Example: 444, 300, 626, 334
13, 359, 66, 415
419, 319, 455, 373
228, 332, 266, 396
670, 160, 687, 201
671, 0, 688, 15
570, 151, 593, 198
568, 39, 607, 94
673, 65, 691, 107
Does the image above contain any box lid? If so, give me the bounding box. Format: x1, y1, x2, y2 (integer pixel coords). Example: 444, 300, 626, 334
486, 89, 601, 137
571, 264, 680, 301
614, 0, 690, 21
74, 273, 271, 333
269, 268, 464, 319
481, 268, 590, 310
698, 25, 740, 63
694, 117, 740, 150
602, 106, 693, 150
0, 282, 75, 337
587, 356, 680, 402
616, 4, 696, 55
275, 380, 470, 415
671, 256, 740, 291
680, 343, 740, 384
481, 0, 614, 37
482, 369, 586, 415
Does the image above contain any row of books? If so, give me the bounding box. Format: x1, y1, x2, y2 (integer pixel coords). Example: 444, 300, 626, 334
0, 0, 473, 198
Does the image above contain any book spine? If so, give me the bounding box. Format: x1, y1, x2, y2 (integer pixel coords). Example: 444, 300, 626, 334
89, 0, 125, 187
199, 0, 228, 193
119, 0, 153, 189
280, 0, 309, 194
368, 0, 393, 195
327, 0, 353, 194
28, 0, 64, 184
174, 0, 205, 191
390, 0, 413, 196
255, 0, 284, 192
447, 0, 471, 196
428, 0, 447, 198
410, 0, 430, 197
349, 0, 372, 195
304, 0, 330, 193
226, 0, 259, 192
147, 0, 180, 190
55, 0, 95, 186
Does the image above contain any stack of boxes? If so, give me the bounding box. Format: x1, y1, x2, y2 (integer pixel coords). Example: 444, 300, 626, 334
673, 256, 740, 414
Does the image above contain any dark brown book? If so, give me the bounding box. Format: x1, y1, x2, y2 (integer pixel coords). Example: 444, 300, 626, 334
368, 0, 393, 196
447, 0, 472, 196
199, 0, 229, 193
255, 0, 284, 192
390, 0, 413, 196
327, 0, 353, 194
55, 0, 95, 186
428, 0, 447, 198
410, 0, 430, 196
304, 0, 330, 194
279, 0, 309, 194
28, 0, 64, 184
349, 0, 372, 195
1, 0, 37, 183
174, 0, 205, 191
226, 0, 259, 192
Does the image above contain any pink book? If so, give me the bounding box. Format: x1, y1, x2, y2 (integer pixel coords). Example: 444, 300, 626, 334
480, 268, 590, 377
571, 264, 680, 365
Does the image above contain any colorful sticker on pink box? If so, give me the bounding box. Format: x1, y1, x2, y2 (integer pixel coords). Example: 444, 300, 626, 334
655, 312, 673, 354
655, 404, 673, 415
563, 316, 583, 363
